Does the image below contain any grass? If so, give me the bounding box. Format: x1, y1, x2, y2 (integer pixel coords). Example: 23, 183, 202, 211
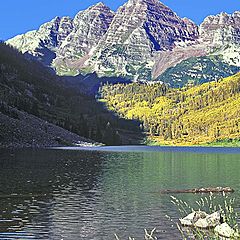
204, 138, 240, 147
114, 228, 157, 240
169, 193, 239, 239
145, 135, 240, 147
113, 193, 239, 239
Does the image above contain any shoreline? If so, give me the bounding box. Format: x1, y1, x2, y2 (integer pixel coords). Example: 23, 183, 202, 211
0, 141, 102, 150
1, 142, 240, 150
145, 137, 240, 148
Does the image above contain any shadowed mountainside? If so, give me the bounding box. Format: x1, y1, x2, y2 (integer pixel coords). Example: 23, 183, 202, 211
0, 42, 143, 147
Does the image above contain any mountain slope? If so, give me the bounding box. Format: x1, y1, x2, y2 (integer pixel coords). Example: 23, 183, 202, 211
0, 106, 95, 148
157, 55, 240, 88
0, 42, 143, 146
99, 73, 240, 145
6, 17, 73, 65
53, 3, 115, 76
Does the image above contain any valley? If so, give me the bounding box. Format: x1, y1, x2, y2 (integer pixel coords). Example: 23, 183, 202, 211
1, 0, 240, 147
1, 1, 240, 239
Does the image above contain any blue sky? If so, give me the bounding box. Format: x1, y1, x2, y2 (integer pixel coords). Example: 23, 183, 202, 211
1, 0, 239, 40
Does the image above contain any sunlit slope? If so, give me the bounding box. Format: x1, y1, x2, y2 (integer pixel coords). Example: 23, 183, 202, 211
100, 73, 240, 145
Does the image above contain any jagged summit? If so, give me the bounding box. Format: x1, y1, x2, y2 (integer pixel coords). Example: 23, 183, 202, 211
52, 1, 115, 75
6, 1, 240, 82
128, 0, 164, 5
200, 10, 240, 45
89, 2, 109, 10
83, 0, 199, 80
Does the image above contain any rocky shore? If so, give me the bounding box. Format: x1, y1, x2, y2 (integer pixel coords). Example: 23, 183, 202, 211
0, 108, 99, 149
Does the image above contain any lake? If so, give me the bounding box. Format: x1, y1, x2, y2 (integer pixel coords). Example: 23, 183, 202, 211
0, 146, 240, 239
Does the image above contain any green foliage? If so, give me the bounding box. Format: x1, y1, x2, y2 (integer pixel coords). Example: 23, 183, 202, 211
157, 56, 240, 88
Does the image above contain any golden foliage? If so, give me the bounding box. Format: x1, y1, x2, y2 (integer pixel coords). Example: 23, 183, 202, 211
99, 73, 240, 145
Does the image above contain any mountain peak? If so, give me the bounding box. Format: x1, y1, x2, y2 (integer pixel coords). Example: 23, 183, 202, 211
6, 0, 240, 81
85, 0, 199, 80
127, 0, 171, 9
199, 10, 240, 53
128, 0, 161, 4
89, 2, 111, 11
94, 2, 105, 7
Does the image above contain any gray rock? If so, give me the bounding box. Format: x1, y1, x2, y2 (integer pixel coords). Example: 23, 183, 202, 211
199, 11, 240, 67
86, 0, 199, 80
53, 2, 115, 75
199, 11, 240, 46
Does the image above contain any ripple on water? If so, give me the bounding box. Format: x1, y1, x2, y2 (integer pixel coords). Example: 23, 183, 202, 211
0, 148, 240, 239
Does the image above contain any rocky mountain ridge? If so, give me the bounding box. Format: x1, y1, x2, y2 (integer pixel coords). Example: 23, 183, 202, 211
6, 0, 240, 84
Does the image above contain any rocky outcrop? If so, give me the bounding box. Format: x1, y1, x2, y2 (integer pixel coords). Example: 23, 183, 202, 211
180, 211, 221, 228
215, 223, 239, 238
199, 11, 240, 46
199, 11, 240, 67
180, 211, 239, 239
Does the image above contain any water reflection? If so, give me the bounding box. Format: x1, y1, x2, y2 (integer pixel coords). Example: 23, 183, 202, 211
0, 148, 239, 239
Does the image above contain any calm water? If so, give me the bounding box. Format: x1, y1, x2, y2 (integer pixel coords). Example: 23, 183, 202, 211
0, 146, 240, 239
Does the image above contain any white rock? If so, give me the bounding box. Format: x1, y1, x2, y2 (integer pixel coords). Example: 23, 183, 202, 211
195, 211, 221, 228
214, 223, 239, 238
180, 211, 221, 229
179, 211, 207, 227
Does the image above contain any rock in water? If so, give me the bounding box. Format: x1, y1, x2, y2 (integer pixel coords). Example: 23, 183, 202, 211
194, 211, 221, 228
180, 211, 221, 229
179, 211, 207, 227
214, 223, 239, 238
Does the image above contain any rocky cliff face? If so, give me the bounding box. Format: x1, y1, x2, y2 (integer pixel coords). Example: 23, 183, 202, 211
6, 0, 240, 84
199, 11, 240, 67
199, 11, 240, 46
53, 3, 115, 75
84, 0, 199, 80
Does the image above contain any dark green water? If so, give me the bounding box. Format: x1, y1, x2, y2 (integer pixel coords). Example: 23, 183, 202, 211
0, 146, 240, 239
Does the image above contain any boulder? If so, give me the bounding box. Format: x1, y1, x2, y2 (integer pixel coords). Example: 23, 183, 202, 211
214, 223, 239, 239
180, 211, 221, 228
179, 211, 207, 227
195, 211, 221, 228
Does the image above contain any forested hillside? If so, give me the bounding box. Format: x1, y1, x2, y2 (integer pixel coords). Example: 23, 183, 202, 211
0, 42, 142, 146
157, 56, 240, 88
99, 73, 240, 145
